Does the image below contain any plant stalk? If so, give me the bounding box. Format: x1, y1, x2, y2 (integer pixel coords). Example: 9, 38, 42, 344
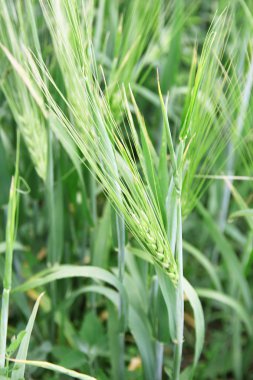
173, 195, 184, 379
0, 289, 10, 367
116, 212, 125, 379
0, 133, 20, 368
173, 141, 184, 380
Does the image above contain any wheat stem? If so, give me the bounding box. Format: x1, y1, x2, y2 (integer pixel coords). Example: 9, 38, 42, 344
0, 133, 20, 369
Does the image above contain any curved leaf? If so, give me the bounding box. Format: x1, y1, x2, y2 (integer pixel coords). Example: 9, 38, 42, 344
13, 265, 128, 331
183, 278, 205, 368
197, 289, 253, 336
10, 358, 96, 380
11, 293, 44, 380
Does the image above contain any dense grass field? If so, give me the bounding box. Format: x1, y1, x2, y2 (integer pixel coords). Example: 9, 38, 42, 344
0, 0, 253, 379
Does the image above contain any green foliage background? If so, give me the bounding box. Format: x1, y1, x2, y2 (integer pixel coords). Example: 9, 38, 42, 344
0, 0, 253, 379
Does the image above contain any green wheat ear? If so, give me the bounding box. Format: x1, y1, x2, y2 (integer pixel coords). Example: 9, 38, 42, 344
0, 0, 178, 284
180, 11, 238, 216
0, 0, 48, 181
